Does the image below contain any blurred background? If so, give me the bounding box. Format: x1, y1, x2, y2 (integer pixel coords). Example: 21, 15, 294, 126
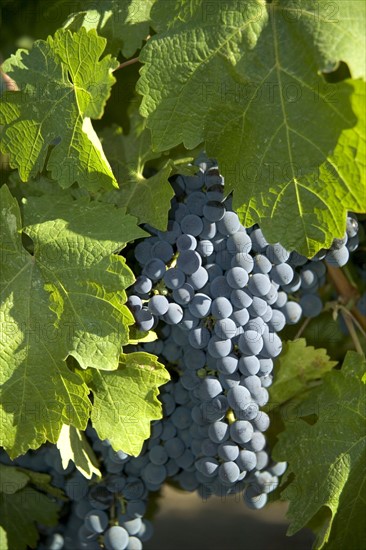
144, 486, 315, 550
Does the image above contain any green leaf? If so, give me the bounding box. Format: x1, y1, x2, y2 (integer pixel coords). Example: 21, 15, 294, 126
128, 327, 158, 345
235, 78, 366, 256
0, 185, 90, 456
22, 192, 146, 370
0, 465, 29, 494
138, 0, 366, 255
87, 352, 170, 456
0, 486, 59, 550
0, 28, 118, 191
57, 425, 101, 479
270, 339, 337, 406
21, 469, 66, 501
0, 526, 7, 550
273, 351, 366, 549
99, 109, 175, 230
64, 0, 156, 57
0, 461, 63, 549
150, 0, 203, 31
0, 186, 144, 456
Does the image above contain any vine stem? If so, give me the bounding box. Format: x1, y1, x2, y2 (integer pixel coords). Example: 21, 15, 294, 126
294, 316, 312, 339
341, 310, 364, 355
113, 57, 140, 71
113, 34, 151, 72
326, 264, 366, 332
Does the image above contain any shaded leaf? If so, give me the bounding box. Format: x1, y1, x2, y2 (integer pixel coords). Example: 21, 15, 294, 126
273, 351, 366, 549
0, 487, 59, 550
65, 0, 156, 57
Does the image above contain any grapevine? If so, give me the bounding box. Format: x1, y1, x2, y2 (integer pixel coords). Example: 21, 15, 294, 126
0, 2, 365, 550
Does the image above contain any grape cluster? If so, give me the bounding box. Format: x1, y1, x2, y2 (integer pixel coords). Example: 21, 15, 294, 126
126, 158, 360, 510
125, 162, 306, 505
0, 160, 360, 550
0, 436, 155, 550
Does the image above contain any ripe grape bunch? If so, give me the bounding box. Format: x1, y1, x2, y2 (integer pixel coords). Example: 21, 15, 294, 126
126, 158, 360, 526
1, 160, 359, 550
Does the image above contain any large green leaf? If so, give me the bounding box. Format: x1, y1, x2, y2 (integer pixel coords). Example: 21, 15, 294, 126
0, 185, 90, 456
0, 186, 144, 456
64, 0, 156, 57
234, 78, 366, 256
22, 192, 146, 370
87, 352, 170, 456
273, 351, 366, 549
138, 0, 366, 255
0, 28, 118, 190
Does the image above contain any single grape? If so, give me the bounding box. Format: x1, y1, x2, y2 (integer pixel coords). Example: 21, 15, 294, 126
300, 294, 323, 317
172, 283, 194, 305
85, 510, 109, 534
176, 233, 197, 251
163, 303, 184, 325
177, 250, 202, 275
188, 293, 212, 318
248, 273, 271, 297
143, 258, 166, 281
218, 461, 240, 484
230, 421, 254, 444
104, 526, 129, 550
148, 295, 169, 316
180, 214, 204, 236
163, 267, 185, 289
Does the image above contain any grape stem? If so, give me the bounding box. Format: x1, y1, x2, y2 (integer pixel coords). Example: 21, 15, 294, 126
341, 310, 364, 356
113, 35, 151, 72
294, 317, 312, 339
326, 265, 366, 332
114, 57, 140, 71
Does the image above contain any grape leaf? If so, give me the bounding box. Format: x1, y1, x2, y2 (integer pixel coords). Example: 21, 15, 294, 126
138, 0, 366, 256
273, 351, 366, 549
0, 486, 59, 550
99, 119, 175, 230
0, 28, 118, 191
22, 192, 146, 371
234, 78, 366, 256
21, 469, 66, 501
150, 0, 204, 31
99, 105, 199, 229
0, 465, 29, 494
64, 0, 156, 57
57, 425, 101, 480
87, 352, 170, 456
270, 339, 337, 406
0, 186, 145, 456
0, 185, 90, 456
128, 327, 158, 345
0, 526, 7, 550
